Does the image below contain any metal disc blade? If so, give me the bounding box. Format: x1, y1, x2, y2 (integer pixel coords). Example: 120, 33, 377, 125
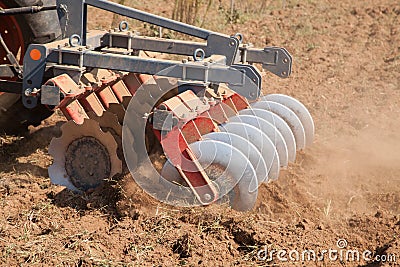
48, 162, 78, 191
219, 122, 280, 181
239, 108, 296, 163
228, 115, 289, 167
203, 132, 268, 188
251, 100, 306, 150
263, 94, 314, 147
48, 119, 122, 192
189, 140, 258, 211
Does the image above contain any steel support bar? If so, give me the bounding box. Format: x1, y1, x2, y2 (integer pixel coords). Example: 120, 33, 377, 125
0, 5, 57, 16
57, 0, 239, 64
243, 47, 292, 78
106, 33, 291, 77
82, 52, 241, 83
109, 34, 206, 57
57, 51, 260, 100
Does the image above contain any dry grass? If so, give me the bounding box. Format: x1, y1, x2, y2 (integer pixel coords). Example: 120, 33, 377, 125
100, 0, 299, 38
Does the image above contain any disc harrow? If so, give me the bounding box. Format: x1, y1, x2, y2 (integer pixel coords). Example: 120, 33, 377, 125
0, 0, 315, 211
42, 35, 314, 212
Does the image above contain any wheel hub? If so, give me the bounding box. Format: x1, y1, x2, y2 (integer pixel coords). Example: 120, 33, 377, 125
65, 137, 111, 191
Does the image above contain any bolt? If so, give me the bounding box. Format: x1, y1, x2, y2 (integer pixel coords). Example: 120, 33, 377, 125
64, 42, 69, 47
57, 44, 62, 49
24, 88, 32, 96
243, 44, 248, 48
182, 59, 188, 63
203, 62, 209, 66
283, 58, 288, 63
89, 172, 94, 176
78, 47, 83, 51
203, 193, 212, 201
86, 45, 91, 49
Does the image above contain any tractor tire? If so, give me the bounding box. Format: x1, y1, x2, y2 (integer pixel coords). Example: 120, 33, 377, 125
0, 0, 61, 134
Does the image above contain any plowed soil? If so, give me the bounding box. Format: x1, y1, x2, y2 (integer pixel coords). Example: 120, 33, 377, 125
1, 0, 399, 266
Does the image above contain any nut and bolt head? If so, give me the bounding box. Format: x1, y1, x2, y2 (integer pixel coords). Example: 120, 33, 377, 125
24, 88, 32, 96
182, 59, 188, 63
203, 194, 212, 201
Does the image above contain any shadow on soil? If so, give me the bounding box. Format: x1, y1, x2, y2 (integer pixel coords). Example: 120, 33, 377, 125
49, 182, 122, 218
0, 121, 122, 218
0, 122, 63, 175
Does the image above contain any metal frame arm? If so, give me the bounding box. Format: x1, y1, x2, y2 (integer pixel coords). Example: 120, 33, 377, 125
46, 50, 260, 99
107, 33, 292, 78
